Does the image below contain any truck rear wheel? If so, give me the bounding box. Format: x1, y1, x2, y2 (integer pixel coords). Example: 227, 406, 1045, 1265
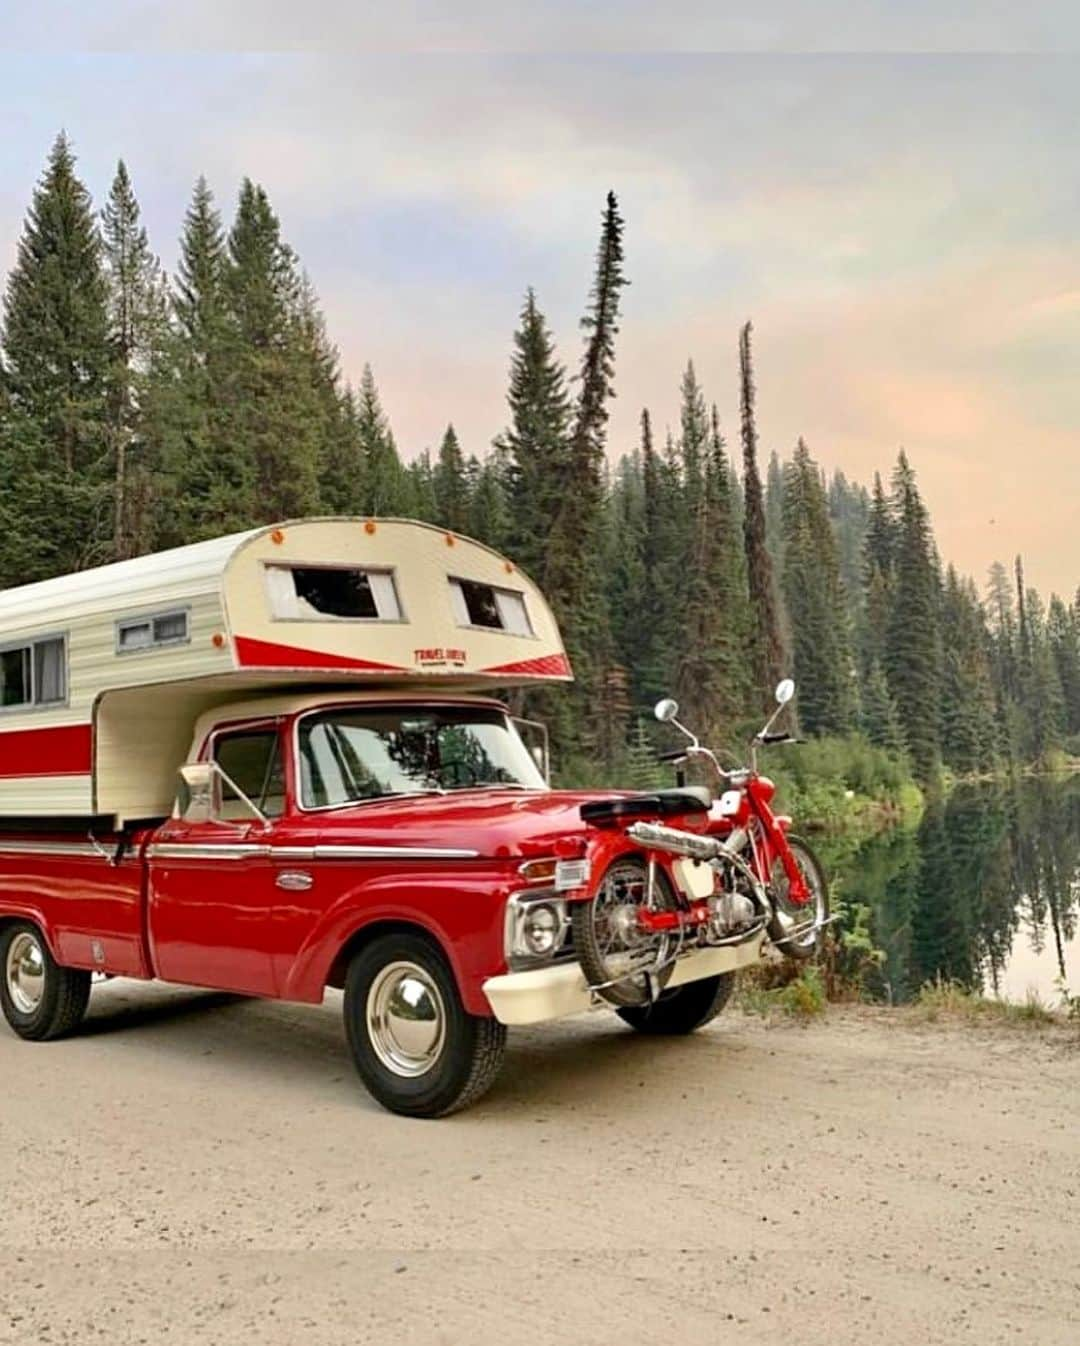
0, 921, 91, 1042
616, 972, 735, 1035
343, 932, 506, 1118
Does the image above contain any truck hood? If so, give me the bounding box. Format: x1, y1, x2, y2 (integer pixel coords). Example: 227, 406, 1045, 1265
295, 788, 636, 859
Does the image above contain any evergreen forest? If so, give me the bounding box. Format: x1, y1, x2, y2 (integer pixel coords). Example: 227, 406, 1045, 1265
2, 135, 1078, 800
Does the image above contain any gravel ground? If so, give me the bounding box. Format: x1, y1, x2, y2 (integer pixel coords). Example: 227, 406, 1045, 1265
1, 980, 1077, 1345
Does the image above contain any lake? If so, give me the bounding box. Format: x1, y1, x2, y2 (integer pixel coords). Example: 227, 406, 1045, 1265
817, 773, 1080, 1005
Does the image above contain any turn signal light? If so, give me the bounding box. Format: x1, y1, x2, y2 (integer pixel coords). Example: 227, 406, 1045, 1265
518, 858, 558, 884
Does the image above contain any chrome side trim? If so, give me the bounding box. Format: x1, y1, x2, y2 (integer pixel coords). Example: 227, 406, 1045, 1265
310, 844, 479, 861
147, 843, 270, 862
146, 842, 479, 862
0, 840, 106, 859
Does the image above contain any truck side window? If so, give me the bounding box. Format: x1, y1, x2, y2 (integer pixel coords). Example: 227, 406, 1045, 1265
213, 729, 285, 820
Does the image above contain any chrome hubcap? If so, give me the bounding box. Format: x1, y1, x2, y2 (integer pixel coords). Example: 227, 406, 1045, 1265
6, 932, 45, 1015
366, 961, 446, 1078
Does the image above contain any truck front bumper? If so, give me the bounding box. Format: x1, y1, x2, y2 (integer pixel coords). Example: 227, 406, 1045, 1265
482, 933, 765, 1026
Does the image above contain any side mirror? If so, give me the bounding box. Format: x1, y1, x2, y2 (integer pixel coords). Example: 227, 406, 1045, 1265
654, 697, 680, 724
176, 762, 219, 824
775, 678, 795, 706
175, 761, 269, 826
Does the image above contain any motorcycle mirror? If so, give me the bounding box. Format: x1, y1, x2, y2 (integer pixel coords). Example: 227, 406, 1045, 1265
654, 697, 680, 723
774, 678, 795, 706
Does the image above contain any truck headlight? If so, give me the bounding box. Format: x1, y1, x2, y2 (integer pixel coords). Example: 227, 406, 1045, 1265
523, 903, 561, 956
505, 893, 568, 963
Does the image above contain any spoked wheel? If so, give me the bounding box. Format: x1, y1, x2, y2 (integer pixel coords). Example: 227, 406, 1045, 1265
767, 835, 829, 960
571, 858, 680, 1008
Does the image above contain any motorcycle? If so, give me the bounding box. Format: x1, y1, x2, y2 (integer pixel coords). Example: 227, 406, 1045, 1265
570, 679, 832, 1008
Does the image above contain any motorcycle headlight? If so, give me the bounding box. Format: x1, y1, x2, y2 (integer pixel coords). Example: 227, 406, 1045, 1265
522, 903, 561, 956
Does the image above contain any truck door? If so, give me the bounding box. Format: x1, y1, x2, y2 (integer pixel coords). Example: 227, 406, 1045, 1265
147, 722, 286, 996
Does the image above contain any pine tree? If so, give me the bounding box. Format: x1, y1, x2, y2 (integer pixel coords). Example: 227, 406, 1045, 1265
155, 177, 237, 545
468, 456, 510, 549
496, 288, 571, 578
780, 438, 855, 736
101, 160, 168, 558
738, 321, 785, 694
637, 407, 684, 705
545, 192, 628, 752
885, 451, 941, 781
938, 567, 998, 774
0, 132, 112, 580
219, 178, 322, 524
433, 423, 469, 531
356, 364, 409, 515
674, 402, 750, 735
547, 195, 627, 653
1047, 595, 1080, 737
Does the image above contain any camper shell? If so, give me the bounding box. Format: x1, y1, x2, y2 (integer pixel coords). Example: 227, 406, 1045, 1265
0, 518, 570, 826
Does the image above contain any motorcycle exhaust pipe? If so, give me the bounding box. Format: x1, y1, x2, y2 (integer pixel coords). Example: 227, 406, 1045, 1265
627, 820, 726, 862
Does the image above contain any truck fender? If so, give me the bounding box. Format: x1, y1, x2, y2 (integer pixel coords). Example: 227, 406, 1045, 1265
281, 882, 494, 1017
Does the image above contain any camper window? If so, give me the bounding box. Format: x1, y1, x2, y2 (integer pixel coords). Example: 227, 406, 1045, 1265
448, 578, 533, 636
117, 609, 190, 653
0, 635, 66, 709
266, 565, 402, 622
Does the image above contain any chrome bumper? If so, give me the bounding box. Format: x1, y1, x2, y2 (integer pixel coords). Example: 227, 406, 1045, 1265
482, 933, 765, 1026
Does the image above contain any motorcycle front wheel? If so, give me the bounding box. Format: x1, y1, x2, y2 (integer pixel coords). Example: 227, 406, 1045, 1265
571, 857, 680, 1008
767, 834, 829, 960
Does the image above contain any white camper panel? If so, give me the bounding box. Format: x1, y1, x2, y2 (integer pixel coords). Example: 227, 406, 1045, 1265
0, 518, 569, 823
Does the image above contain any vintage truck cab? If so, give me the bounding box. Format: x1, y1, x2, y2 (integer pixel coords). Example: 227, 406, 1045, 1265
0, 518, 763, 1116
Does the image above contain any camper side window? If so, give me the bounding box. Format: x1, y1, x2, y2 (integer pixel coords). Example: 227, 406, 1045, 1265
265, 565, 403, 622
0, 636, 66, 709
117, 609, 190, 653
448, 579, 533, 636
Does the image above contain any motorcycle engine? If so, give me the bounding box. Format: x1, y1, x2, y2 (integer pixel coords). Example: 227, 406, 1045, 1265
706, 889, 758, 940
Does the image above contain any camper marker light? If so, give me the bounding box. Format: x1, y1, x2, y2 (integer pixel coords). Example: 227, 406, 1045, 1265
364, 519, 376, 534
212, 633, 225, 649
445, 533, 455, 546
270, 528, 285, 545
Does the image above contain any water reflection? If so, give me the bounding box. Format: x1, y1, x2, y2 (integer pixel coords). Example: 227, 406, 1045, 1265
820, 774, 1080, 1003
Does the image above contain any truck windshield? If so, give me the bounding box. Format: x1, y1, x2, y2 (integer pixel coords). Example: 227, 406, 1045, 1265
297, 705, 546, 807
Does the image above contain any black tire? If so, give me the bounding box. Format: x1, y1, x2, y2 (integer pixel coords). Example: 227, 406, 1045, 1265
343, 932, 506, 1118
616, 972, 735, 1035
0, 921, 91, 1042
571, 858, 678, 1009
767, 834, 829, 961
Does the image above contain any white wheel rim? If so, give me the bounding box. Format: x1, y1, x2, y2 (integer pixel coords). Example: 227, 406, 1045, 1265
6, 932, 45, 1015
366, 961, 446, 1078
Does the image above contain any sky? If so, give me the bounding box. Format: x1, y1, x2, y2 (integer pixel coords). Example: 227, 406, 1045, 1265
1, 8, 1078, 599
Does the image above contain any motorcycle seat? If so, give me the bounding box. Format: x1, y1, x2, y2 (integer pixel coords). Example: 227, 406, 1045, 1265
580, 786, 712, 827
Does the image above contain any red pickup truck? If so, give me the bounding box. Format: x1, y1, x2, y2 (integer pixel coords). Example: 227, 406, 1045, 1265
0, 689, 780, 1115
0, 520, 820, 1115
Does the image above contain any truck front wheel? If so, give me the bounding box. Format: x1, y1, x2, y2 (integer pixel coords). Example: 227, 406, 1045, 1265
0, 921, 91, 1041
343, 932, 506, 1118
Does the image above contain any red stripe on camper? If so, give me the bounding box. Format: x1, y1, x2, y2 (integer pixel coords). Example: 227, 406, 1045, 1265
234, 635, 407, 673
0, 723, 93, 778
479, 653, 573, 678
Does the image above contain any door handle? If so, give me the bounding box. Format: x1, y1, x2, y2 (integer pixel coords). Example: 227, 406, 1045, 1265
275, 870, 314, 892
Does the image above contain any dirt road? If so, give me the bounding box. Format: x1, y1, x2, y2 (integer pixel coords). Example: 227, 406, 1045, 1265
0, 981, 1076, 1345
